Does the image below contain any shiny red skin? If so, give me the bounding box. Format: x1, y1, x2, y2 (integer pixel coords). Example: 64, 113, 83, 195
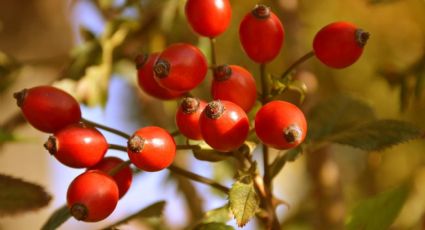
154, 43, 208, 92
313, 21, 365, 68
211, 65, 257, 112
175, 99, 207, 140
127, 126, 176, 172
199, 100, 249, 152
67, 170, 119, 222
137, 53, 184, 100
239, 6, 285, 63
51, 123, 108, 168
17, 86, 81, 133
89, 157, 133, 198
185, 0, 232, 37
255, 101, 307, 149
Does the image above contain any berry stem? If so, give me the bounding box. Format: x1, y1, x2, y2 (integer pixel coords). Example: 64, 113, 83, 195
176, 144, 201, 150
81, 118, 130, 139
108, 144, 128, 152
107, 160, 131, 176
259, 63, 280, 229
209, 37, 217, 68
280, 51, 315, 81
168, 164, 230, 193
260, 63, 269, 104
170, 130, 181, 137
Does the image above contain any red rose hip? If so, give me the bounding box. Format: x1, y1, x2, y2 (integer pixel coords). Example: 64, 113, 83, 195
313, 21, 370, 68
136, 53, 184, 100
44, 123, 108, 168
89, 157, 133, 198
175, 97, 207, 140
153, 43, 208, 92
199, 100, 249, 152
67, 170, 119, 222
185, 0, 232, 37
239, 4, 285, 63
212, 65, 257, 112
13, 86, 81, 133
255, 101, 307, 149
127, 126, 176, 172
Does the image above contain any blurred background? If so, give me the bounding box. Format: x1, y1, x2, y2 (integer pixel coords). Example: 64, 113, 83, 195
0, 0, 425, 229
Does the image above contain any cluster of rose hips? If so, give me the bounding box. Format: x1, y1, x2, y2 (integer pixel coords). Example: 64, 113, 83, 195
12, 0, 369, 225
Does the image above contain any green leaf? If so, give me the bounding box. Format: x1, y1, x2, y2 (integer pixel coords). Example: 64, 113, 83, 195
0, 174, 52, 216
194, 222, 234, 230
193, 148, 229, 162
328, 120, 422, 151
307, 95, 375, 142
269, 147, 302, 179
104, 201, 166, 229
41, 205, 70, 230
202, 205, 232, 224
229, 179, 259, 227
346, 184, 409, 230
0, 128, 18, 144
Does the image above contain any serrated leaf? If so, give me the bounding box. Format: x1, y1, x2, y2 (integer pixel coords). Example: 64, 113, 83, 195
0, 174, 51, 216
269, 147, 302, 179
308, 95, 376, 142
103, 201, 166, 229
194, 222, 234, 230
328, 120, 422, 151
229, 180, 259, 227
346, 184, 409, 230
193, 149, 229, 162
41, 205, 70, 230
202, 205, 232, 224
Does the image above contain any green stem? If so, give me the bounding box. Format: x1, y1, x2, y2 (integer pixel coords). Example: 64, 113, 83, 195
209, 37, 217, 68
81, 118, 130, 139
260, 63, 269, 104
176, 144, 201, 150
170, 130, 180, 137
280, 51, 315, 81
168, 164, 229, 193
108, 160, 131, 176
108, 144, 127, 152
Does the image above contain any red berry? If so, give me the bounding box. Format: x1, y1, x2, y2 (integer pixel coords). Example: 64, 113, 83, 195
153, 43, 208, 92
185, 0, 232, 37
313, 21, 370, 68
44, 123, 108, 168
136, 53, 184, 100
67, 170, 119, 222
199, 100, 249, 152
212, 65, 257, 112
89, 157, 133, 198
255, 101, 307, 149
175, 97, 207, 140
239, 4, 285, 63
13, 86, 81, 133
127, 126, 176, 172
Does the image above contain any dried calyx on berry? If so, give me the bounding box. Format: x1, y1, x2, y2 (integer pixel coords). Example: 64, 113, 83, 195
213, 65, 232, 81
70, 203, 88, 221
283, 124, 303, 144
205, 100, 225, 119
127, 135, 145, 153
153, 59, 171, 78
44, 136, 57, 155
252, 4, 271, 19
181, 97, 201, 114
355, 29, 370, 47
13, 88, 28, 107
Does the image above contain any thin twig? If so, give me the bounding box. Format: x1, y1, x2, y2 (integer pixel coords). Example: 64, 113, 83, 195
280, 51, 315, 81
168, 164, 229, 193
81, 118, 131, 139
